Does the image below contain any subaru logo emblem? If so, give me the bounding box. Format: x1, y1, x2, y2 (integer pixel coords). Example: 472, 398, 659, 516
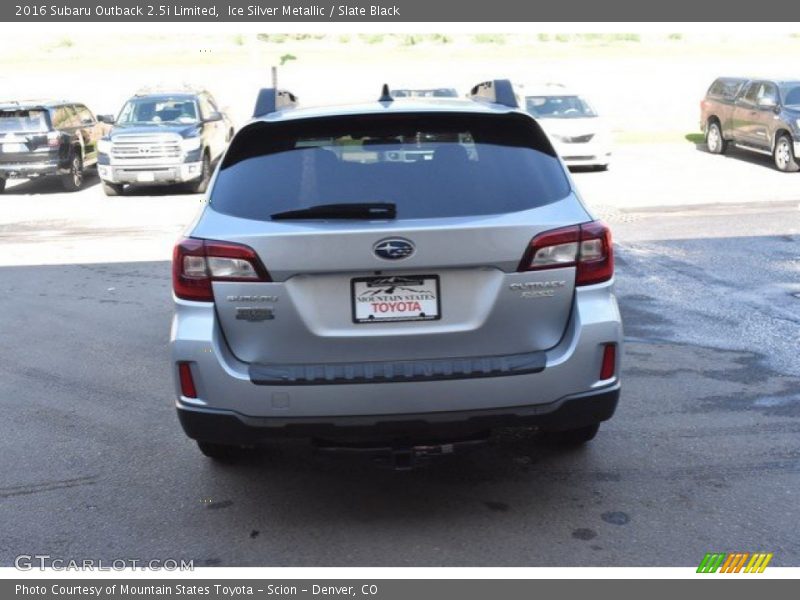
373, 238, 415, 260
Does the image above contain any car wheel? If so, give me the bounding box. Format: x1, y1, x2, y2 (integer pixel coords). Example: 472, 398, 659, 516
187, 152, 211, 194
773, 134, 799, 172
196, 441, 250, 462
539, 423, 600, 446
0, 177, 5, 194
101, 181, 124, 196
61, 154, 84, 192
706, 121, 727, 154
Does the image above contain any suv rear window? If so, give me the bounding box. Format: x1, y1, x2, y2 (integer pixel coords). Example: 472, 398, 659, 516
212, 112, 570, 221
0, 109, 49, 133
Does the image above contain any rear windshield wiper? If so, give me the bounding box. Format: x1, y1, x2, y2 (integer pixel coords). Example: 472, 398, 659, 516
270, 202, 396, 221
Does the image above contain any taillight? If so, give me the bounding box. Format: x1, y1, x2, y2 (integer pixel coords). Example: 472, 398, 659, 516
47, 132, 61, 148
576, 221, 614, 285
178, 362, 197, 398
172, 238, 270, 301
518, 221, 613, 286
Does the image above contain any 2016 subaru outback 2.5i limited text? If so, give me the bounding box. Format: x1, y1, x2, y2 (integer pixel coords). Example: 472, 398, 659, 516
171, 80, 622, 464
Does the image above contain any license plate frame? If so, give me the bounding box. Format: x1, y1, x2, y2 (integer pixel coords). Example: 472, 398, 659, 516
136, 172, 156, 182
351, 274, 441, 324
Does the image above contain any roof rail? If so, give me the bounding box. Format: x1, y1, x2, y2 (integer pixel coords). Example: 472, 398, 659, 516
1, 99, 64, 108
253, 88, 299, 117
468, 79, 519, 109
134, 83, 201, 96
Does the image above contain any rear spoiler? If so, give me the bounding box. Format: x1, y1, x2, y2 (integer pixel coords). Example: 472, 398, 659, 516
468, 79, 519, 109
253, 88, 299, 117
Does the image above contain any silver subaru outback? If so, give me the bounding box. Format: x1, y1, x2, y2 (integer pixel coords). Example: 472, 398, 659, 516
170, 80, 622, 463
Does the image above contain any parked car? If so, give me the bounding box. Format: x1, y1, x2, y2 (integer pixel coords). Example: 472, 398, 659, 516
0, 100, 104, 193
170, 80, 621, 466
96, 87, 234, 196
520, 83, 612, 170
701, 77, 800, 172
390, 87, 459, 98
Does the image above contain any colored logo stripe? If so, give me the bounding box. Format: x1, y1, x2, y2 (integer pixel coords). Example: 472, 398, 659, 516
697, 553, 773, 573
744, 553, 773, 573
720, 553, 748, 573
697, 553, 726, 573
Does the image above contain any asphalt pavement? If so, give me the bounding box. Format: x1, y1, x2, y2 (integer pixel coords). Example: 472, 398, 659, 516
1, 143, 799, 566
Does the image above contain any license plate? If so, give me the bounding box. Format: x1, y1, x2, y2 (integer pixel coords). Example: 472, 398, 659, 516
137, 172, 155, 182
2, 143, 25, 153
352, 275, 440, 323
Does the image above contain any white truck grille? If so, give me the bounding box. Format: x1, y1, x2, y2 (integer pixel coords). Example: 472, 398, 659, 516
110, 134, 182, 161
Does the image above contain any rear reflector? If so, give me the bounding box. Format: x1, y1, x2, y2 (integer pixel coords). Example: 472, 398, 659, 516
518, 221, 614, 286
178, 362, 197, 398
600, 344, 616, 380
173, 238, 270, 302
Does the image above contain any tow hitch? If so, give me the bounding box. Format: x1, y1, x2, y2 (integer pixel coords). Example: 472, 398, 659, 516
313, 434, 489, 470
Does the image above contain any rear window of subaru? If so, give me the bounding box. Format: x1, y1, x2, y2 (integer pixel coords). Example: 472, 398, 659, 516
212, 112, 571, 221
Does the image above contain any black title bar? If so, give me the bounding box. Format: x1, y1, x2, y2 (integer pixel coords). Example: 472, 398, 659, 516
4, 0, 799, 22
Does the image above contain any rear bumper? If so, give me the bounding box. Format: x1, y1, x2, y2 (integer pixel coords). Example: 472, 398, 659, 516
98, 162, 202, 185
0, 159, 61, 178
562, 152, 612, 167
172, 280, 622, 427
552, 142, 612, 167
178, 385, 620, 444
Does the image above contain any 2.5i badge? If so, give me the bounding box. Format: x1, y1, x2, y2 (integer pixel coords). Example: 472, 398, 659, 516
235, 307, 274, 322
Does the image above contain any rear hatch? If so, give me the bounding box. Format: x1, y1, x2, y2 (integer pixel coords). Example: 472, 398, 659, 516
0, 108, 54, 164
189, 111, 591, 364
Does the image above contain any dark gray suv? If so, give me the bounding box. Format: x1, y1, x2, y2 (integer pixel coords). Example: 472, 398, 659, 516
0, 100, 104, 193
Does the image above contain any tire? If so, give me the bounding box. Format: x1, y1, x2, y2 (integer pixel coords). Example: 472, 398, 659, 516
61, 153, 84, 192
0, 177, 5, 194
705, 121, 727, 154
773, 133, 799, 172
102, 181, 124, 196
187, 152, 211, 194
196, 441, 250, 462
539, 424, 600, 446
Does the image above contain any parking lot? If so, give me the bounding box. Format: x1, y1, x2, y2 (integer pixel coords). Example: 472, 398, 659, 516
1, 140, 799, 567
